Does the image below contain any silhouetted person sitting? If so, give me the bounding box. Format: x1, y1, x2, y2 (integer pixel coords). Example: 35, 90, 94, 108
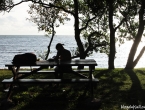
54, 43, 72, 78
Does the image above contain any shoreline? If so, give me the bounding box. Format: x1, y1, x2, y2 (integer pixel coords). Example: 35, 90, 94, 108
1, 68, 145, 70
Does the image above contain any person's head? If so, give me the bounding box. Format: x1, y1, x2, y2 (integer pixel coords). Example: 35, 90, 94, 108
56, 43, 64, 51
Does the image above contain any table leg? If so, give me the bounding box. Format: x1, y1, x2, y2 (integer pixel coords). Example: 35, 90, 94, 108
4, 66, 19, 100
86, 66, 101, 108
89, 66, 95, 98
6, 83, 13, 100
2, 69, 14, 106
10, 66, 20, 79
4, 66, 44, 102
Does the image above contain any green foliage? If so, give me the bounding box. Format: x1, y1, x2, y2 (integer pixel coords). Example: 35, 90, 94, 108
76, 0, 110, 56
0, 0, 13, 11
26, 0, 145, 60
2, 0, 145, 68
27, 2, 70, 35
117, 0, 142, 42
27, 0, 110, 58
87, 0, 145, 49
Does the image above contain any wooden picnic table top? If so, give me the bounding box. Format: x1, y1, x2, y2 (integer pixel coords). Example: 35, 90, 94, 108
5, 59, 97, 67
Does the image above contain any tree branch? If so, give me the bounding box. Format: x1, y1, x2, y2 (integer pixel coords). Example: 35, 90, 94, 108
49, 3, 75, 16
114, 17, 126, 31
125, 20, 133, 35
2, 1, 24, 12
79, 16, 97, 32
85, 31, 106, 55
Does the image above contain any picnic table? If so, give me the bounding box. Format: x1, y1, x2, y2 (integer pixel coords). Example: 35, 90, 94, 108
2, 59, 99, 102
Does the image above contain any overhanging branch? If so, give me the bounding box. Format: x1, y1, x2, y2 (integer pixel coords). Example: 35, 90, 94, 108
114, 17, 126, 31
85, 31, 106, 55
79, 16, 97, 32
49, 3, 75, 16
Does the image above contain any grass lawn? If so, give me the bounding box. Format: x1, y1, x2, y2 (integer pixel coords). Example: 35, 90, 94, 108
0, 68, 145, 110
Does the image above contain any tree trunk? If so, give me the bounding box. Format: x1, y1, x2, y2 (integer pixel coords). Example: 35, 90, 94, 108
73, 0, 85, 59
45, 27, 55, 60
125, 0, 145, 69
73, 0, 86, 69
109, 31, 115, 69
125, 40, 141, 69
108, 0, 115, 69
133, 46, 145, 68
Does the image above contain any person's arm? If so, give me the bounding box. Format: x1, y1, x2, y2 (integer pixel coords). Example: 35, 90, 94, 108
54, 51, 60, 61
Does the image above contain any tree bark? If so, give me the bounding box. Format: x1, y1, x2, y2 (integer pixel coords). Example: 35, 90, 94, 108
109, 30, 116, 69
133, 46, 145, 68
45, 26, 55, 60
125, 0, 145, 69
73, 0, 85, 59
108, 0, 115, 69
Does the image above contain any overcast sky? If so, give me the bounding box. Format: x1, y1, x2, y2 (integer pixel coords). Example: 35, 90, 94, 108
0, 2, 74, 35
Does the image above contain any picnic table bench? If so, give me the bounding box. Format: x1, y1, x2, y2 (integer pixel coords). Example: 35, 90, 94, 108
2, 59, 99, 102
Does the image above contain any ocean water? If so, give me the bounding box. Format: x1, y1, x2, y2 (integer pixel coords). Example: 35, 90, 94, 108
0, 35, 145, 69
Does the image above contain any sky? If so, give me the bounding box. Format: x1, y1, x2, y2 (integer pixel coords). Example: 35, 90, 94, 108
0, 2, 74, 35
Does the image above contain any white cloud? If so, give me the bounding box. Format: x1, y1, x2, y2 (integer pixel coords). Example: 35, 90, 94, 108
0, 2, 74, 35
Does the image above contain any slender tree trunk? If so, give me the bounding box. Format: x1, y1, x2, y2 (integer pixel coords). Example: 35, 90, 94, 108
125, 0, 145, 69
133, 46, 145, 68
108, 0, 115, 69
73, 0, 86, 69
45, 27, 55, 60
74, 0, 85, 59
109, 31, 115, 69
125, 39, 141, 69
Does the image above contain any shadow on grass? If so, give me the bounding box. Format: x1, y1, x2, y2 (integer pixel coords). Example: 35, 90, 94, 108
124, 69, 145, 106
0, 71, 101, 110
1, 69, 145, 110
93, 69, 145, 109
12, 83, 98, 110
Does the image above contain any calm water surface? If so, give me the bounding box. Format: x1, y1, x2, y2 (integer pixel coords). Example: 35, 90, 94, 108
0, 35, 145, 69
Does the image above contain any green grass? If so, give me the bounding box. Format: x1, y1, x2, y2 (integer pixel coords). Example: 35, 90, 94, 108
0, 68, 145, 110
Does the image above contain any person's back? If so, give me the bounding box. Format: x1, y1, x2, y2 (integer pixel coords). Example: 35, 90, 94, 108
56, 48, 71, 61
54, 43, 72, 78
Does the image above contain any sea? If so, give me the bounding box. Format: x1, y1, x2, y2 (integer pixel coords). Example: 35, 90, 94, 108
0, 35, 145, 69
